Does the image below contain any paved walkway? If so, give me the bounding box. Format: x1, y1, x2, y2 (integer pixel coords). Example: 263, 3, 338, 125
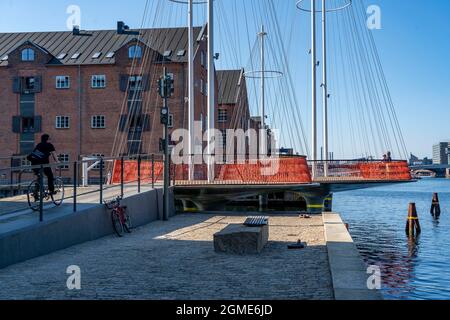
0, 213, 333, 300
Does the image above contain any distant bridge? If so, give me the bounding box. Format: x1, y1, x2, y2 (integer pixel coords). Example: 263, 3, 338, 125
410, 164, 450, 170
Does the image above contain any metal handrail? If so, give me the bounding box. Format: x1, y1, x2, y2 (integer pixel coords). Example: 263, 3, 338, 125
0, 154, 159, 222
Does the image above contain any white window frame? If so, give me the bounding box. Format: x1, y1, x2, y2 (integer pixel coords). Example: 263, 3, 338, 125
218, 109, 228, 123
128, 45, 142, 59
56, 116, 70, 129
56, 76, 70, 89
21, 48, 35, 61
91, 115, 106, 129
91, 75, 106, 89
57, 154, 70, 170
129, 76, 143, 90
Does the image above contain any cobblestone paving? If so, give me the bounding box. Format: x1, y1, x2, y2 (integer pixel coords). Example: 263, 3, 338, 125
0, 213, 333, 300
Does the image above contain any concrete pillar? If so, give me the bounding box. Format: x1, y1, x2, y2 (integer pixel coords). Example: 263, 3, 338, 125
304, 194, 326, 214
181, 200, 198, 213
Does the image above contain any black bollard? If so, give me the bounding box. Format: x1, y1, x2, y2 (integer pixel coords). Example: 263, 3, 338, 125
430, 193, 441, 218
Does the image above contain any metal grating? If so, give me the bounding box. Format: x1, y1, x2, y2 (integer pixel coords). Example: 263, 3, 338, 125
244, 216, 269, 227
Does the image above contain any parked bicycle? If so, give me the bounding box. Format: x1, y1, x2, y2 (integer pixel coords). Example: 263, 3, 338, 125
105, 196, 132, 237
27, 175, 65, 211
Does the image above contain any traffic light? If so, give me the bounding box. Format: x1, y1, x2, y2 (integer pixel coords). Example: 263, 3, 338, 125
157, 75, 175, 98
160, 107, 169, 125
165, 75, 174, 97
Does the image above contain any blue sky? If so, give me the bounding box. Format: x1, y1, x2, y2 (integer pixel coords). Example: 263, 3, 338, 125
1, 0, 449, 158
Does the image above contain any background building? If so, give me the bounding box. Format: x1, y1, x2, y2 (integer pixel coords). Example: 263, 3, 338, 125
0, 24, 251, 183
432, 142, 450, 165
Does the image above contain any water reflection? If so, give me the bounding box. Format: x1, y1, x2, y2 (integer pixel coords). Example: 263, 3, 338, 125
336, 179, 450, 300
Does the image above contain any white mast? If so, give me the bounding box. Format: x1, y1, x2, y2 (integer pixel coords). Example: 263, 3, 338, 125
207, 0, 215, 182
311, 0, 317, 178
188, 0, 195, 181
322, 0, 329, 176
259, 25, 267, 155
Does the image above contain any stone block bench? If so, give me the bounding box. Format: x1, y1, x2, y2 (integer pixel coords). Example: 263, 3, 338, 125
214, 217, 269, 255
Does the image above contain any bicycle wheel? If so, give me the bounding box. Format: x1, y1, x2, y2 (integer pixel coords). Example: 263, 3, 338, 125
51, 177, 65, 207
111, 210, 124, 237
27, 180, 40, 212
124, 213, 132, 233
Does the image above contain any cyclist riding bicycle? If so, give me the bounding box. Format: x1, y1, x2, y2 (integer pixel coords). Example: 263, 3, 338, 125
27, 134, 58, 195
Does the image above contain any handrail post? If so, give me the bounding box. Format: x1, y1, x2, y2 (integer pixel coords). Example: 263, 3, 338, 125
99, 157, 104, 204
39, 165, 44, 222
121, 156, 124, 198
152, 154, 155, 189
9, 157, 14, 196
73, 161, 77, 212
138, 155, 142, 193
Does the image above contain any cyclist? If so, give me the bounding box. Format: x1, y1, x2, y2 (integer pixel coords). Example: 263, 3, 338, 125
27, 134, 58, 195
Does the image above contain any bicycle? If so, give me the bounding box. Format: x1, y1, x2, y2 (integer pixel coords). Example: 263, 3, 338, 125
27, 175, 65, 211
105, 196, 132, 237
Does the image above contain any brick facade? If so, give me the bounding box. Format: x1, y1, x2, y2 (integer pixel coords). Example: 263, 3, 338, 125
0, 27, 251, 182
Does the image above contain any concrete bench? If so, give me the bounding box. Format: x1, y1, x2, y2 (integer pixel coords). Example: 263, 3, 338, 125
214, 223, 269, 255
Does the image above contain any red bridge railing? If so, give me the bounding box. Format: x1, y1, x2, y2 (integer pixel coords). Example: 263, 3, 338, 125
111, 158, 411, 185
111, 156, 312, 185
309, 160, 412, 181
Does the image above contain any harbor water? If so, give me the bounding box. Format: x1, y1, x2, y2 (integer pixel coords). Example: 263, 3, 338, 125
335, 178, 450, 300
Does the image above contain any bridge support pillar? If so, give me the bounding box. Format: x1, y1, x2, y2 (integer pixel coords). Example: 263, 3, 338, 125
324, 194, 333, 212
302, 189, 330, 214
259, 194, 269, 212
181, 200, 199, 213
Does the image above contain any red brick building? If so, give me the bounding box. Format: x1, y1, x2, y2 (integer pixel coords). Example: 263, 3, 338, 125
0, 25, 251, 181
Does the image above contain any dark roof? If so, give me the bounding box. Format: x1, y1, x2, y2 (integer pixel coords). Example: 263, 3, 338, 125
217, 69, 244, 105
0, 26, 203, 67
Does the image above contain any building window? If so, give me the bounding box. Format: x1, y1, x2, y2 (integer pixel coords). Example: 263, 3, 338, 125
57, 154, 70, 170
218, 109, 228, 123
92, 154, 105, 170
56, 76, 70, 89
201, 50, 206, 67
56, 116, 70, 129
129, 76, 143, 90
91, 75, 106, 88
22, 117, 35, 133
128, 45, 142, 59
200, 79, 204, 94
91, 115, 106, 129
168, 114, 174, 128
24, 77, 35, 91
21, 48, 35, 61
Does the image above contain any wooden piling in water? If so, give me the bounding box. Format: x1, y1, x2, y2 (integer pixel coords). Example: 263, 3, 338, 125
406, 203, 421, 237
430, 193, 441, 218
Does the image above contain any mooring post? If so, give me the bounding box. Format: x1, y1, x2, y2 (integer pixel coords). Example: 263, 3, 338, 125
430, 193, 441, 218
406, 203, 421, 237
